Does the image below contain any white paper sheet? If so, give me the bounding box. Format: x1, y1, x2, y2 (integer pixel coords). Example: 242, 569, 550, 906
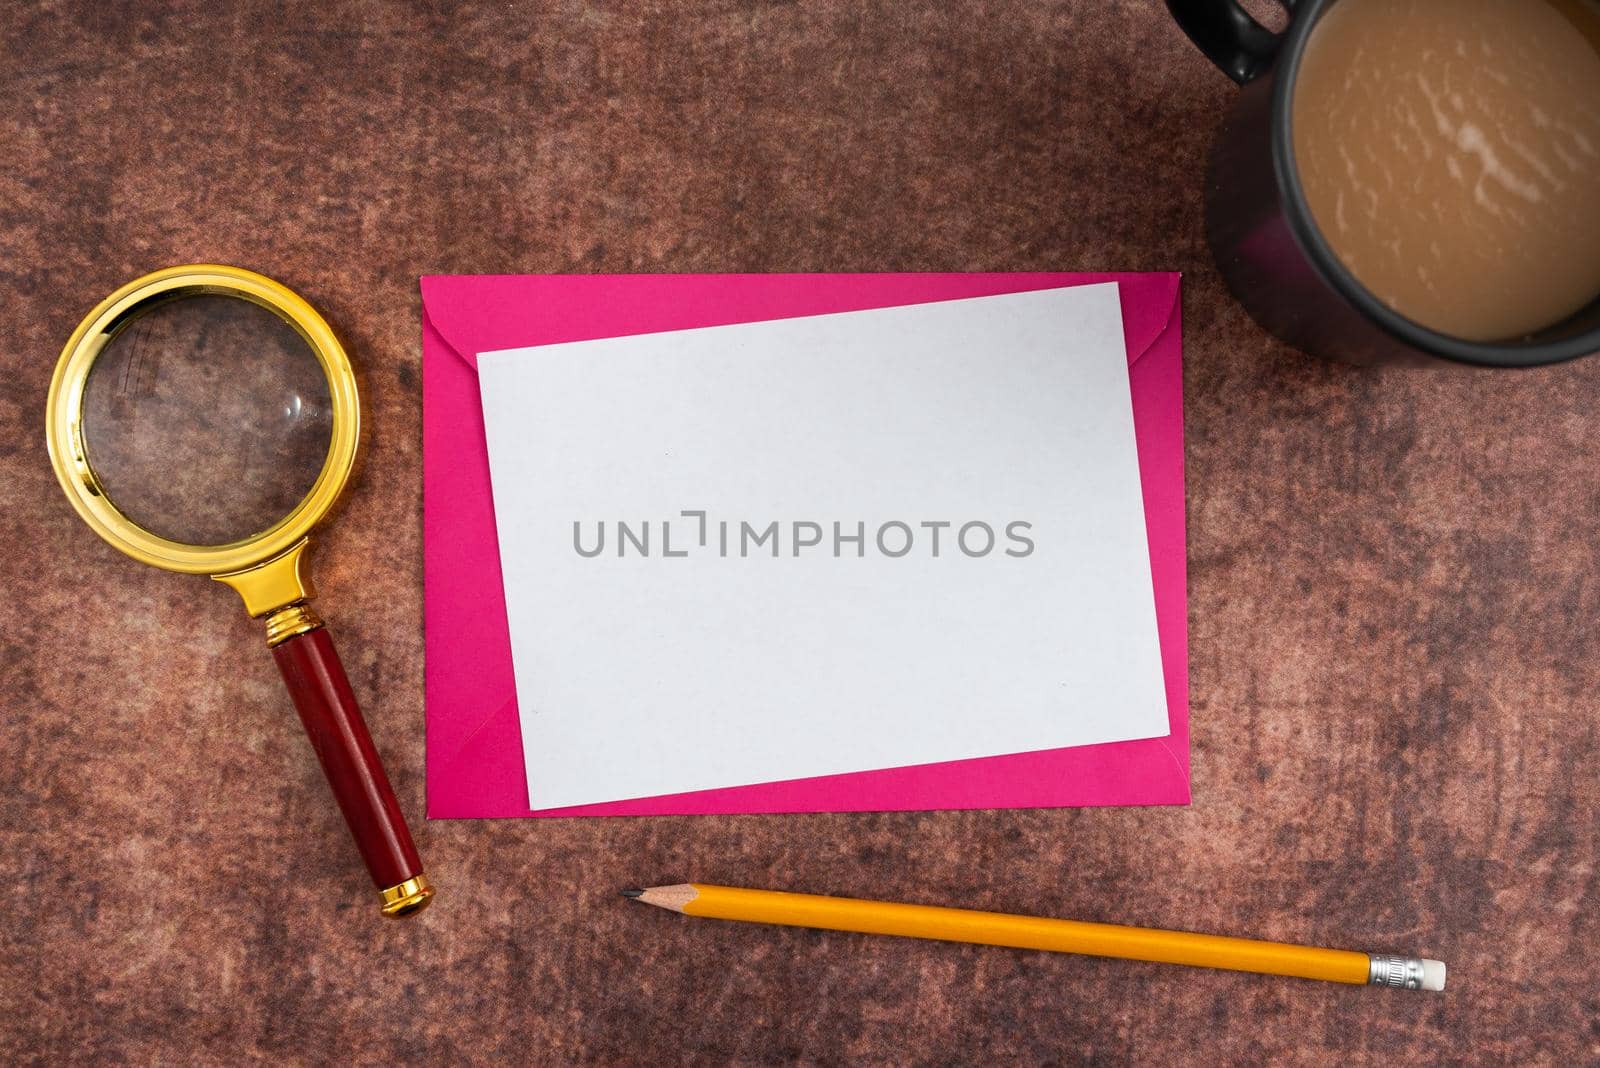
477, 284, 1169, 809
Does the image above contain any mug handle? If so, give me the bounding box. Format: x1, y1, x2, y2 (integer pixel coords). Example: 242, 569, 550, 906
1165, 0, 1294, 84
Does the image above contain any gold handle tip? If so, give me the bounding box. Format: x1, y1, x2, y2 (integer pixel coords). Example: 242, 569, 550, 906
380, 874, 434, 917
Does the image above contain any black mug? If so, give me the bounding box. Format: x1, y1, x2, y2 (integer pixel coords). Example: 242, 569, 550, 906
1167, 0, 1600, 368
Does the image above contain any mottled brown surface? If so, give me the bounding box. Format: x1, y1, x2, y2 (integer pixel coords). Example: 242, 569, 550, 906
2, 1, 1597, 1064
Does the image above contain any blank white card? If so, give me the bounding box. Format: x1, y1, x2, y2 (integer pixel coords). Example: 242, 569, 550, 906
477, 284, 1169, 809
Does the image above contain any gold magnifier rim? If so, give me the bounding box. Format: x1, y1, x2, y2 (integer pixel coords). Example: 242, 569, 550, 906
45, 264, 359, 577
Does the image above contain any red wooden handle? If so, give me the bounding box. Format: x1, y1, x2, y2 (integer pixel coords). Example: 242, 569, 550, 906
272, 626, 426, 903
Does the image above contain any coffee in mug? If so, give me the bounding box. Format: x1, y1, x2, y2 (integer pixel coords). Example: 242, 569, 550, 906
1291, 0, 1600, 342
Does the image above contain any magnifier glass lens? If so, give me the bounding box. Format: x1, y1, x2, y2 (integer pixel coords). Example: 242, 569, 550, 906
81, 294, 334, 547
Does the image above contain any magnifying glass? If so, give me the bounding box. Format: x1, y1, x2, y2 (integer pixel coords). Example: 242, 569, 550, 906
46, 265, 432, 917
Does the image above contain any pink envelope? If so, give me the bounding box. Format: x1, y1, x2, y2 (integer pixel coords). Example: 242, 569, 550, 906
422, 273, 1188, 817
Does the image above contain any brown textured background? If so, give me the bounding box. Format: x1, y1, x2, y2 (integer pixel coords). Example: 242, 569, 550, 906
3, 1, 1597, 1064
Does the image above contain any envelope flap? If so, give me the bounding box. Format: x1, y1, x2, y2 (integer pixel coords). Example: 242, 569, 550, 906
421, 273, 849, 371
421, 273, 1181, 373
421, 275, 545, 371
1119, 273, 1181, 368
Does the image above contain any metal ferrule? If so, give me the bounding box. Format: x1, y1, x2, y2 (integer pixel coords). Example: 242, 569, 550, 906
263, 602, 325, 647
1368, 954, 1426, 990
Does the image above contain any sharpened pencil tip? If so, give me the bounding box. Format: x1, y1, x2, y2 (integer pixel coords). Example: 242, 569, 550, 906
620, 888, 643, 899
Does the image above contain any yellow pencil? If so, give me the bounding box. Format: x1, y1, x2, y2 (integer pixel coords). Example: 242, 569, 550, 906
623, 884, 1445, 991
